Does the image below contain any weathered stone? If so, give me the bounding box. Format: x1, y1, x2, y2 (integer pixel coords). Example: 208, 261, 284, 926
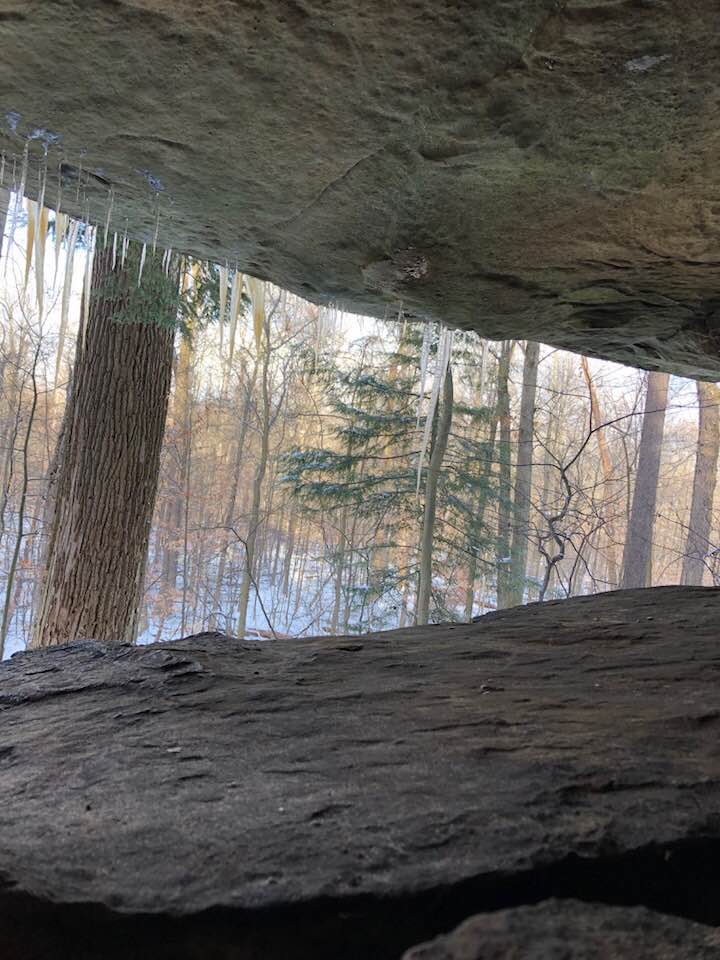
2, 3, 720, 376
402, 899, 720, 959
1, 586, 720, 958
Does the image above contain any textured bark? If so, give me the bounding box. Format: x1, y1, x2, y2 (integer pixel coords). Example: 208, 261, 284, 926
621, 372, 669, 589
681, 381, 720, 586
33, 243, 175, 646
508, 341, 539, 606
495, 341, 514, 609
416, 365, 453, 626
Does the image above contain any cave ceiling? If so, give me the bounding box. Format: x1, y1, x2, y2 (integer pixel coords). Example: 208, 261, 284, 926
2, 1, 720, 376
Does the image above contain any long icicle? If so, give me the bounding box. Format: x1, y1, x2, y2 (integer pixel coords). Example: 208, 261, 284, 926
3, 156, 19, 276
104, 187, 114, 244
23, 199, 36, 293
80, 225, 95, 350
120, 222, 129, 270
137, 242, 147, 286
152, 197, 160, 254
34, 204, 49, 319
56, 218, 80, 384
247, 276, 265, 356
227, 270, 242, 376
53, 211, 68, 289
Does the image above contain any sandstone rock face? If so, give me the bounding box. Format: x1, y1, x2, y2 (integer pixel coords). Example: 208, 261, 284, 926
2, 2, 720, 376
402, 900, 720, 959
1, 586, 720, 958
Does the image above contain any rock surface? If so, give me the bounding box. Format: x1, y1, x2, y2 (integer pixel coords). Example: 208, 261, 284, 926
2, 585, 720, 958
3, 2, 720, 375
402, 899, 720, 959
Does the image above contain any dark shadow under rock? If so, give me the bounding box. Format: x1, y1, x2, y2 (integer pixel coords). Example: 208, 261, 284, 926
1, 586, 720, 957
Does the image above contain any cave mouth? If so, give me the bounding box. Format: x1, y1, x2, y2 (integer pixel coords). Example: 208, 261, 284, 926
4, 835, 719, 960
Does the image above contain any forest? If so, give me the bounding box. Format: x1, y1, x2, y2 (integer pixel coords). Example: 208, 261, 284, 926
0, 185, 718, 658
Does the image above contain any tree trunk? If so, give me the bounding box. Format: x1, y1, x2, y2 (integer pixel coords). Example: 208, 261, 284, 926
416, 365, 453, 626
236, 316, 271, 638
620, 371, 669, 589
508, 341, 539, 605
495, 341, 514, 609
681, 381, 720, 585
33, 242, 176, 646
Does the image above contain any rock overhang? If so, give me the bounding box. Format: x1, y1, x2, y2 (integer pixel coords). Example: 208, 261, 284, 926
2, 0, 720, 377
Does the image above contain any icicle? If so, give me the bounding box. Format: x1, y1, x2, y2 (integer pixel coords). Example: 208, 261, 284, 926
218, 263, 228, 358
3, 160, 17, 277
477, 338, 487, 404
416, 326, 453, 495
53, 212, 67, 288
36, 154, 47, 213
31, 157, 49, 313
417, 322, 433, 426
24, 199, 36, 292
75, 154, 83, 204
81, 225, 95, 348
34, 205, 49, 319
247, 276, 265, 355
227, 271, 242, 373
314, 306, 323, 371
152, 199, 160, 254
120, 226, 129, 271
55, 158, 63, 218
111, 231, 118, 271
218, 263, 228, 321
137, 242, 147, 286
56, 219, 80, 384
17, 142, 29, 202
104, 187, 114, 244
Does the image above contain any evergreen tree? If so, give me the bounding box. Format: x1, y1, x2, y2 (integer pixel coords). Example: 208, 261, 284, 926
284, 323, 497, 627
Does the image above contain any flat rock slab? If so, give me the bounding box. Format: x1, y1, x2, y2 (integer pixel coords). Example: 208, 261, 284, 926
1, 585, 720, 958
3, 2, 720, 376
402, 899, 720, 959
